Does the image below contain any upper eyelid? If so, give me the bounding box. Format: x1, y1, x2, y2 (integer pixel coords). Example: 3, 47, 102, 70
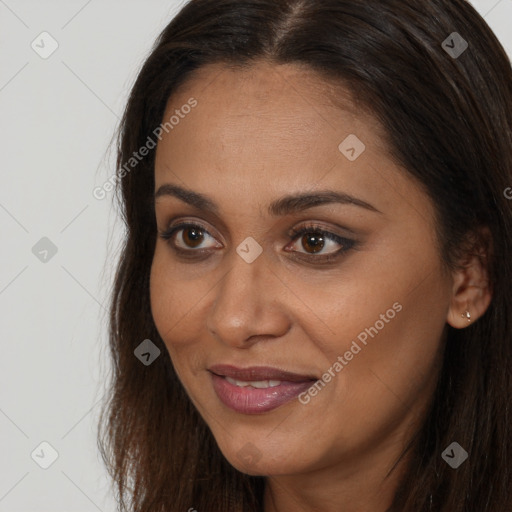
163, 220, 347, 236
161, 215, 361, 232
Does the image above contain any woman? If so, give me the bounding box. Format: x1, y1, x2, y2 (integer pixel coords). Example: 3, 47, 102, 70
97, 1, 512, 510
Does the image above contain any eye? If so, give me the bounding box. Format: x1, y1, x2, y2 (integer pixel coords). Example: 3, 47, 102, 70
158, 222, 222, 252
286, 223, 355, 259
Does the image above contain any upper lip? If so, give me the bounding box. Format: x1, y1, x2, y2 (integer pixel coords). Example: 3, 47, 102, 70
209, 364, 317, 382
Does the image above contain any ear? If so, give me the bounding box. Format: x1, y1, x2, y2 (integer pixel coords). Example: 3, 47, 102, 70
446, 227, 493, 329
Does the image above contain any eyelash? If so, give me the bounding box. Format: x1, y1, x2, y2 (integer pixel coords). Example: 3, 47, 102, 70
158, 222, 356, 264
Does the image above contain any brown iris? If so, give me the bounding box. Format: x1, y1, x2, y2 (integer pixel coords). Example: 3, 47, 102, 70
182, 227, 205, 248
301, 233, 325, 253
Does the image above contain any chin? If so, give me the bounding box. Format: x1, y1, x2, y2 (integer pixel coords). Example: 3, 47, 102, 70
214, 434, 312, 476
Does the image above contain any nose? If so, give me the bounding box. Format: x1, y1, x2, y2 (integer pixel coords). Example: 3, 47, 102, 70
206, 247, 291, 348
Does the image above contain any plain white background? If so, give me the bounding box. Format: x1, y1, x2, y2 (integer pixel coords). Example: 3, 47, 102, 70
0, 1, 511, 510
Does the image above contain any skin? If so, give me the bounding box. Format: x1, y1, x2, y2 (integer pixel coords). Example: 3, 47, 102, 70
149, 60, 491, 512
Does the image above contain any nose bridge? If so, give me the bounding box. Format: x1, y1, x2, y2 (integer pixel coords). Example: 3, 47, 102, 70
213, 248, 265, 321
206, 247, 287, 345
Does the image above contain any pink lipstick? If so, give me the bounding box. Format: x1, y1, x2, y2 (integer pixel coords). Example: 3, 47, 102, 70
209, 364, 317, 414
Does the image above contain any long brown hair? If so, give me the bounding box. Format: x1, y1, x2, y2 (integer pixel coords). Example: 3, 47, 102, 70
97, 1, 512, 510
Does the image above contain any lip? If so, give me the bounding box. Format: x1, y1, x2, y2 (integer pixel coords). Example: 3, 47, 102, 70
209, 364, 317, 414
209, 364, 318, 381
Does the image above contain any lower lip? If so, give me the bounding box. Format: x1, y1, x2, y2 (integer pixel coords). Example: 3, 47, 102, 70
211, 373, 315, 414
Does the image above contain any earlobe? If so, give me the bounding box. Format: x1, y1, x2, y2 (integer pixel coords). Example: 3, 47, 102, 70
446, 281, 492, 329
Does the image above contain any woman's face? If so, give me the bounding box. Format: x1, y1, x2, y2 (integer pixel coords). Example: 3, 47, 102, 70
150, 61, 454, 477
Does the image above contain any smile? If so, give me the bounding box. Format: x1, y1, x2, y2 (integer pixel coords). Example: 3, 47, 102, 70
209, 364, 317, 414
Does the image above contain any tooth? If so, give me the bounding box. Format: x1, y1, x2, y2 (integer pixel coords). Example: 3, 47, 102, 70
226, 377, 249, 387
249, 380, 270, 388
224, 377, 283, 388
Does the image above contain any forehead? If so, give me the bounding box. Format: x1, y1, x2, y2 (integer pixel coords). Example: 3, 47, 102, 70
155, 60, 389, 176
152, 59, 435, 229
164, 60, 382, 136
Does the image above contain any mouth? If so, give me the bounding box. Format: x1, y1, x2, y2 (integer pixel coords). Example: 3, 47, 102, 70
208, 364, 318, 414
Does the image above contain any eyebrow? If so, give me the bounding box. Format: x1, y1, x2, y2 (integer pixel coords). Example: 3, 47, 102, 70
154, 184, 381, 216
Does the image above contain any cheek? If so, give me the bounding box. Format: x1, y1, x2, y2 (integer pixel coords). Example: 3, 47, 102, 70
149, 249, 207, 353
303, 245, 450, 433
375, 287, 447, 397
149, 257, 204, 392
325, 275, 448, 438
149, 255, 175, 339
